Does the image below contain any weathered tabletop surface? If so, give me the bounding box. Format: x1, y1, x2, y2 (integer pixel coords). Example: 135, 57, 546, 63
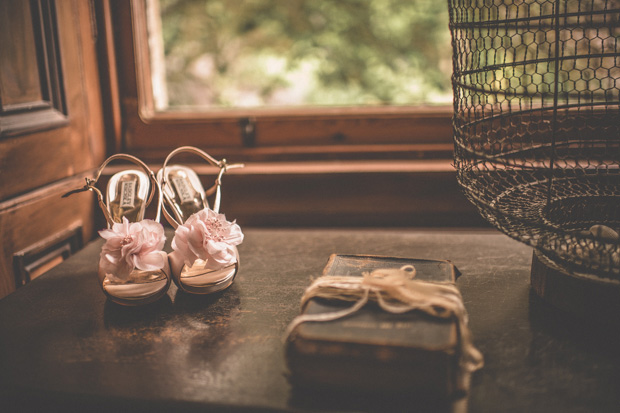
1, 228, 619, 412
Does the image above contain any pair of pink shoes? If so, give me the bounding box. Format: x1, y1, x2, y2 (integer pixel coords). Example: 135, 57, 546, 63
63, 147, 244, 306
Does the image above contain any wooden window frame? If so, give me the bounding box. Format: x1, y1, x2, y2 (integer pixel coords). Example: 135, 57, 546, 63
104, 0, 485, 227
110, 0, 454, 162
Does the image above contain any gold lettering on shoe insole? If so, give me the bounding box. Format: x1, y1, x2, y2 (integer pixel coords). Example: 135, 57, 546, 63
120, 180, 136, 208
172, 176, 195, 204
109, 174, 144, 223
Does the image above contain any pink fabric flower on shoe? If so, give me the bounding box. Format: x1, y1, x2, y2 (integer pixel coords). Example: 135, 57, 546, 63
172, 208, 244, 270
99, 217, 167, 282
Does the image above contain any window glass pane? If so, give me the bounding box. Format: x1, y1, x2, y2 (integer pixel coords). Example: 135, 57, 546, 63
148, 0, 452, 110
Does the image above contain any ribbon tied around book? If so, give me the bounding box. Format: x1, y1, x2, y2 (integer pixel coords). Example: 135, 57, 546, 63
285, 265, 484, 373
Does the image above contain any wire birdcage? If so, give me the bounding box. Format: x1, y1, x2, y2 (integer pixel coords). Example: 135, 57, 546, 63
448, 0, 620, 279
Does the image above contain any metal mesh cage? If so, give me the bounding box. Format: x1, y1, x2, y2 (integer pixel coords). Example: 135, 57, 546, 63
448, 0, 620, 278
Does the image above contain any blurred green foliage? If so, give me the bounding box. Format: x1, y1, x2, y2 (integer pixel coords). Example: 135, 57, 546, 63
156, 0, 452, 108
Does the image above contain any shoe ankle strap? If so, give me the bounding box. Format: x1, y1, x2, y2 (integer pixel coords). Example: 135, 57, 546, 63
160, 146, 243, 227
63, 153, 161, 226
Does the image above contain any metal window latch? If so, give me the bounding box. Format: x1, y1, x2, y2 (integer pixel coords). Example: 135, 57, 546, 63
239, 117, 256, 147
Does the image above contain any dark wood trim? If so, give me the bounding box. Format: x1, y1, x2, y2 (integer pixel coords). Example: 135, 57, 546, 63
0, 0, 68, 138
0, 106, 67, 138
0, 173, 94, 213
131, 143, 455, 164
31, 0, 66, 116
94, 0, 123, 154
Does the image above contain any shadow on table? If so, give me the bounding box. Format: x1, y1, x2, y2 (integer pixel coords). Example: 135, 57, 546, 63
528, 290, 620, 355
288, 383, 469, 413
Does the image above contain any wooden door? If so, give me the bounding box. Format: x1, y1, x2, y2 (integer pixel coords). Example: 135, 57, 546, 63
0, 0, 106, 298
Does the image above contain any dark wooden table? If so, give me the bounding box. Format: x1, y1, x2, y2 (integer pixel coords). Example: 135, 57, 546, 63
1, 228, 619, 412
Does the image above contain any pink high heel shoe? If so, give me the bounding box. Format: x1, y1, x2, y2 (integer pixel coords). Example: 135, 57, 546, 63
63, 154, 171, 305
158, 146, 244, 294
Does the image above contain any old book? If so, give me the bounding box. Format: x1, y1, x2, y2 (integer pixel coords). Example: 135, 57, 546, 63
285, 254, 470, 398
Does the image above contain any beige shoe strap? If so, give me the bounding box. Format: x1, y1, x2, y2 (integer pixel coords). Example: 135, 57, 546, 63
63, 153, 161, 226
160, 146, 244, 227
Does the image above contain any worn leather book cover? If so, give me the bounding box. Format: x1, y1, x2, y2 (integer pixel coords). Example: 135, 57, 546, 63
285, 254, 467, 397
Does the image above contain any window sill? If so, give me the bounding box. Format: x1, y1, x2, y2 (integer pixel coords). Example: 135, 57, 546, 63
102, 159, 486, 228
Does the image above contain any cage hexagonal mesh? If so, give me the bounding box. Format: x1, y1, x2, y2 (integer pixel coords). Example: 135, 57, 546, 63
448, 0, 620, 278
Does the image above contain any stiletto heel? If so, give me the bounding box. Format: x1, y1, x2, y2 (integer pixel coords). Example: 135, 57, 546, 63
63, 154, 171, 306
158, 146, 244, 295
